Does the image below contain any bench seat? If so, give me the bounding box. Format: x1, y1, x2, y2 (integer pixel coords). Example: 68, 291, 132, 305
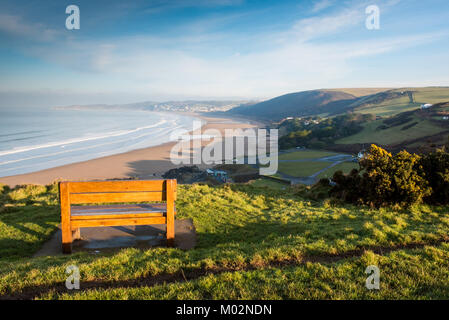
71, 203, 177, 217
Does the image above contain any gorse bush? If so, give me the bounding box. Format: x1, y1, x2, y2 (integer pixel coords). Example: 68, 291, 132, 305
330, 144, 447, 207
419, 149, 449, 205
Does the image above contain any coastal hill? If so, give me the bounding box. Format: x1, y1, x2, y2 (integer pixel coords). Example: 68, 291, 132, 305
228, 87, 449, 120
228, 89, 357, 119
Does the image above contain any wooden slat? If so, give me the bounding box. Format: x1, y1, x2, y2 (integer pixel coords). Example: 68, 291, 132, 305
72, 217, 166, 228
68, 180, 166, 193
70, 191, 165, 204
71, 203, 171, 214
71, 212, 165, 220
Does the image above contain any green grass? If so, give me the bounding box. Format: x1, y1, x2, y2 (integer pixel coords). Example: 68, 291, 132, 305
278, 161, 332, 177
279, 150, 336, 160
413, 87, 449, 104
44, 244, 449, 300
329, 88, 394, 97
0, 183, 449, 299
352, 88, 449, 117
317, 162, 359, 179
0, 184, 60, 259
337, 116, 445, 145
249, 178, 289, 190
355, 96, 418, 117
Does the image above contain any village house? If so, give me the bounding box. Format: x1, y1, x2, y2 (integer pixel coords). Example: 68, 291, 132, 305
421, 103, 433, 110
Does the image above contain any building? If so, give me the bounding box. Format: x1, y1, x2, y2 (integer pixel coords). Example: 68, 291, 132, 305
206, 169, 228, 182
421, 103, 433, 109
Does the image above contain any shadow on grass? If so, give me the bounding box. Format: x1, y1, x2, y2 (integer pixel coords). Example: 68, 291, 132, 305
0, 189, 60, 260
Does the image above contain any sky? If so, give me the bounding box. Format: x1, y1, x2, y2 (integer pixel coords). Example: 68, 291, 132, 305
0, 0, 449, 108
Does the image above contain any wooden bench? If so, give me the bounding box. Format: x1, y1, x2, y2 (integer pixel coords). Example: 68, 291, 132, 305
59, 179, 177, 254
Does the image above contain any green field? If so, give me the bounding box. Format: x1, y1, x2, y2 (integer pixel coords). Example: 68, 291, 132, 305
352, 88, 449, 117
336, 116, 445, 145
356, 96, 418, 117
317, 162, 359, 179
1, 183, 449, 299
278, 161, 332, 177
412, 87, 449, 104
279, 150, 336, 160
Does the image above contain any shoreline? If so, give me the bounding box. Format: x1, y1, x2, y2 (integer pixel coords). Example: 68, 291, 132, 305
0, 113, 260, 187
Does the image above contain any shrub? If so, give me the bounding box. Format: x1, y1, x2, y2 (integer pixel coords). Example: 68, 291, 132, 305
330, 145, 432, 207
419, 149, 449, 205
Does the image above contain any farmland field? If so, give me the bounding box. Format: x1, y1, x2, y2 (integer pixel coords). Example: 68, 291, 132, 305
279, 150, 336, 160
277, 161, 332, 177
336, 116, 445, 145
352, 88, 449, 117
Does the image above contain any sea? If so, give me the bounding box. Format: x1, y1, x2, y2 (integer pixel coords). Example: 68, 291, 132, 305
0, 108, 200, 177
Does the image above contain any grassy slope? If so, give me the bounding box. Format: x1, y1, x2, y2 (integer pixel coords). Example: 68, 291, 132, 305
50, 244, 449, 300
278, 161, 331, 177
352, 88, 449, 117
317, 162, 359, 179
279, 150, 336, 160
0, 183, 448, 299
336, 116, 444, 145
328, 88, 394, 97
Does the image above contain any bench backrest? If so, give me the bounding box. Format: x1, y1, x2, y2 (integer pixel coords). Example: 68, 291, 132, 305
59, 180, 177, 204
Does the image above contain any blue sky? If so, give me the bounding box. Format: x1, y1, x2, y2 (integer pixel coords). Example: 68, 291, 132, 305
0, 0, 449, 107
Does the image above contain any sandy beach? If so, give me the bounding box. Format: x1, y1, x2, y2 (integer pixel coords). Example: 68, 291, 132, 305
0, 114, 261, 187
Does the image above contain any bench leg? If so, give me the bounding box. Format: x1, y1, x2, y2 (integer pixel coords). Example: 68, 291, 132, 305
167, 221, 175, 247
166, 180, 175, 247
62, 227, 73, 254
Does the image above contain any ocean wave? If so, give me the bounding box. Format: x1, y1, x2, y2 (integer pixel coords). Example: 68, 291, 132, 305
0, 124, 187, 167
0, 120, 168, 157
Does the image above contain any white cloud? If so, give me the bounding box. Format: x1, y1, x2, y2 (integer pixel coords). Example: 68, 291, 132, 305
0, 14, 60, 42
0, 0, 447, 100
311, 0, 333, 13
292, 8, 364, 41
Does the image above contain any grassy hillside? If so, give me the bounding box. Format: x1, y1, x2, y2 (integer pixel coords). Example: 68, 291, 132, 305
350, 87, 449, 117
279, 150, 336, 160
328, 88, 395, 97
229, 87, 449, 120
337, 116, 445, 145
1, 183, 448, 299
229, 90, 357, 120
336, 104, 449, 149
